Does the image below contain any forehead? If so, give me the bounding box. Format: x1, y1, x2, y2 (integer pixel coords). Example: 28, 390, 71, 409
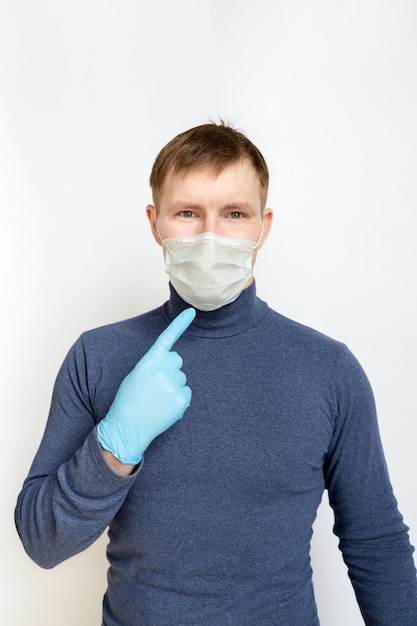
158, 160, 264, 207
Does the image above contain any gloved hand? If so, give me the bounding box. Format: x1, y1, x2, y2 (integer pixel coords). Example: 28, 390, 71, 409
97, 308, 196, 465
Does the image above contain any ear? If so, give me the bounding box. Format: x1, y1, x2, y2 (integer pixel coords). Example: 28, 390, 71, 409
146, 204, 163, 246
257, 207, 273, 250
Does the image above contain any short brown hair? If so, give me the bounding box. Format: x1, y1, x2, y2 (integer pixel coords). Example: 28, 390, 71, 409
150, 121, 269, 208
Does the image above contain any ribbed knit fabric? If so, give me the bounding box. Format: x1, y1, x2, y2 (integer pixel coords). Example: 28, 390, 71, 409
15, 282, 417, 625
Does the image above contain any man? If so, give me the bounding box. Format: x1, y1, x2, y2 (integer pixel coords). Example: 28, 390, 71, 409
16, 123, 417, 625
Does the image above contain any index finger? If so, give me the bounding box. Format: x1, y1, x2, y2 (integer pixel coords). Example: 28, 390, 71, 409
154, 308, 196, 351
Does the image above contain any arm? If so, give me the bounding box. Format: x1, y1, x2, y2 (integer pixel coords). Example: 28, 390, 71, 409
14, 337, 138, 569
324, 347, 417, 625
15, 308, 196, 568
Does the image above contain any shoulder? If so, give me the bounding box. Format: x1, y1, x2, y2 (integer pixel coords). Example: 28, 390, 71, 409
263, 305, 366, 381
80, 306, 164, 348
60, 306, 166, 379
264, 306, 346, 354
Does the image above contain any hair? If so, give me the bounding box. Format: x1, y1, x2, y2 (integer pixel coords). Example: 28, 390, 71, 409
149, 121, 269, 208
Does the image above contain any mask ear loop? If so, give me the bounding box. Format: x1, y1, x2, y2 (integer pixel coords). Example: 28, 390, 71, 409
154, 209, 165, 245
253, 223, 265, 250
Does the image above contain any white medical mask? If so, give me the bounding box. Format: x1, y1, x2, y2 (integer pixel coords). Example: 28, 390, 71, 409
160, 230, 262, 311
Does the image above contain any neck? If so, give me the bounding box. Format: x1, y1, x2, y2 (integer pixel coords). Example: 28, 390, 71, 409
162, 281, 269, 338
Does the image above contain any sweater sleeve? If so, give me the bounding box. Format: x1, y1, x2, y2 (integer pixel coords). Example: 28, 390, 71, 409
324, 346, 417, 625
15, 336, 139, 569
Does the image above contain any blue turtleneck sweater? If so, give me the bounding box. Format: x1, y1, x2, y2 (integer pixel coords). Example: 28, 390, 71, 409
15, 283, 417, 625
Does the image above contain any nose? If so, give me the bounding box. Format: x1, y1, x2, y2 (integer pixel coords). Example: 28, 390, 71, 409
199, 214, 220, 235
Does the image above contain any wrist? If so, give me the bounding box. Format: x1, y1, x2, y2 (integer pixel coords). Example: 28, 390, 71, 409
101, 448, 137, 476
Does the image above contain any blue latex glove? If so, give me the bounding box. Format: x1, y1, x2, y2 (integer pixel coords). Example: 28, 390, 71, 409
97, 308, 196, 465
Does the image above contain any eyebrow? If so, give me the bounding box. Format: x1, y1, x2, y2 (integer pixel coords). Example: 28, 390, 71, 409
223, 202, 252, 211
168, 201, 253, 211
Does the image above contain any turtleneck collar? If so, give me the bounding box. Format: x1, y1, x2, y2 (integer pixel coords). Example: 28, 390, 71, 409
161, 280, 270, 338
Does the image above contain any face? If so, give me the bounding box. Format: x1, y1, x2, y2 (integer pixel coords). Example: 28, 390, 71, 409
146, 160, 273, 274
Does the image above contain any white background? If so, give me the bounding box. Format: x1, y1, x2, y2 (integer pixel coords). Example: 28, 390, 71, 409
1, 1, 416, 624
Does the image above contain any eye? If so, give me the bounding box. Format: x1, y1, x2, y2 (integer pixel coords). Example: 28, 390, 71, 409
179, 210, 195, 218
229, 211, 244, 219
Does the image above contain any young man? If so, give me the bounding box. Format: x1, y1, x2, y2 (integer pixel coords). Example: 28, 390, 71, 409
16, 123, 417, 625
